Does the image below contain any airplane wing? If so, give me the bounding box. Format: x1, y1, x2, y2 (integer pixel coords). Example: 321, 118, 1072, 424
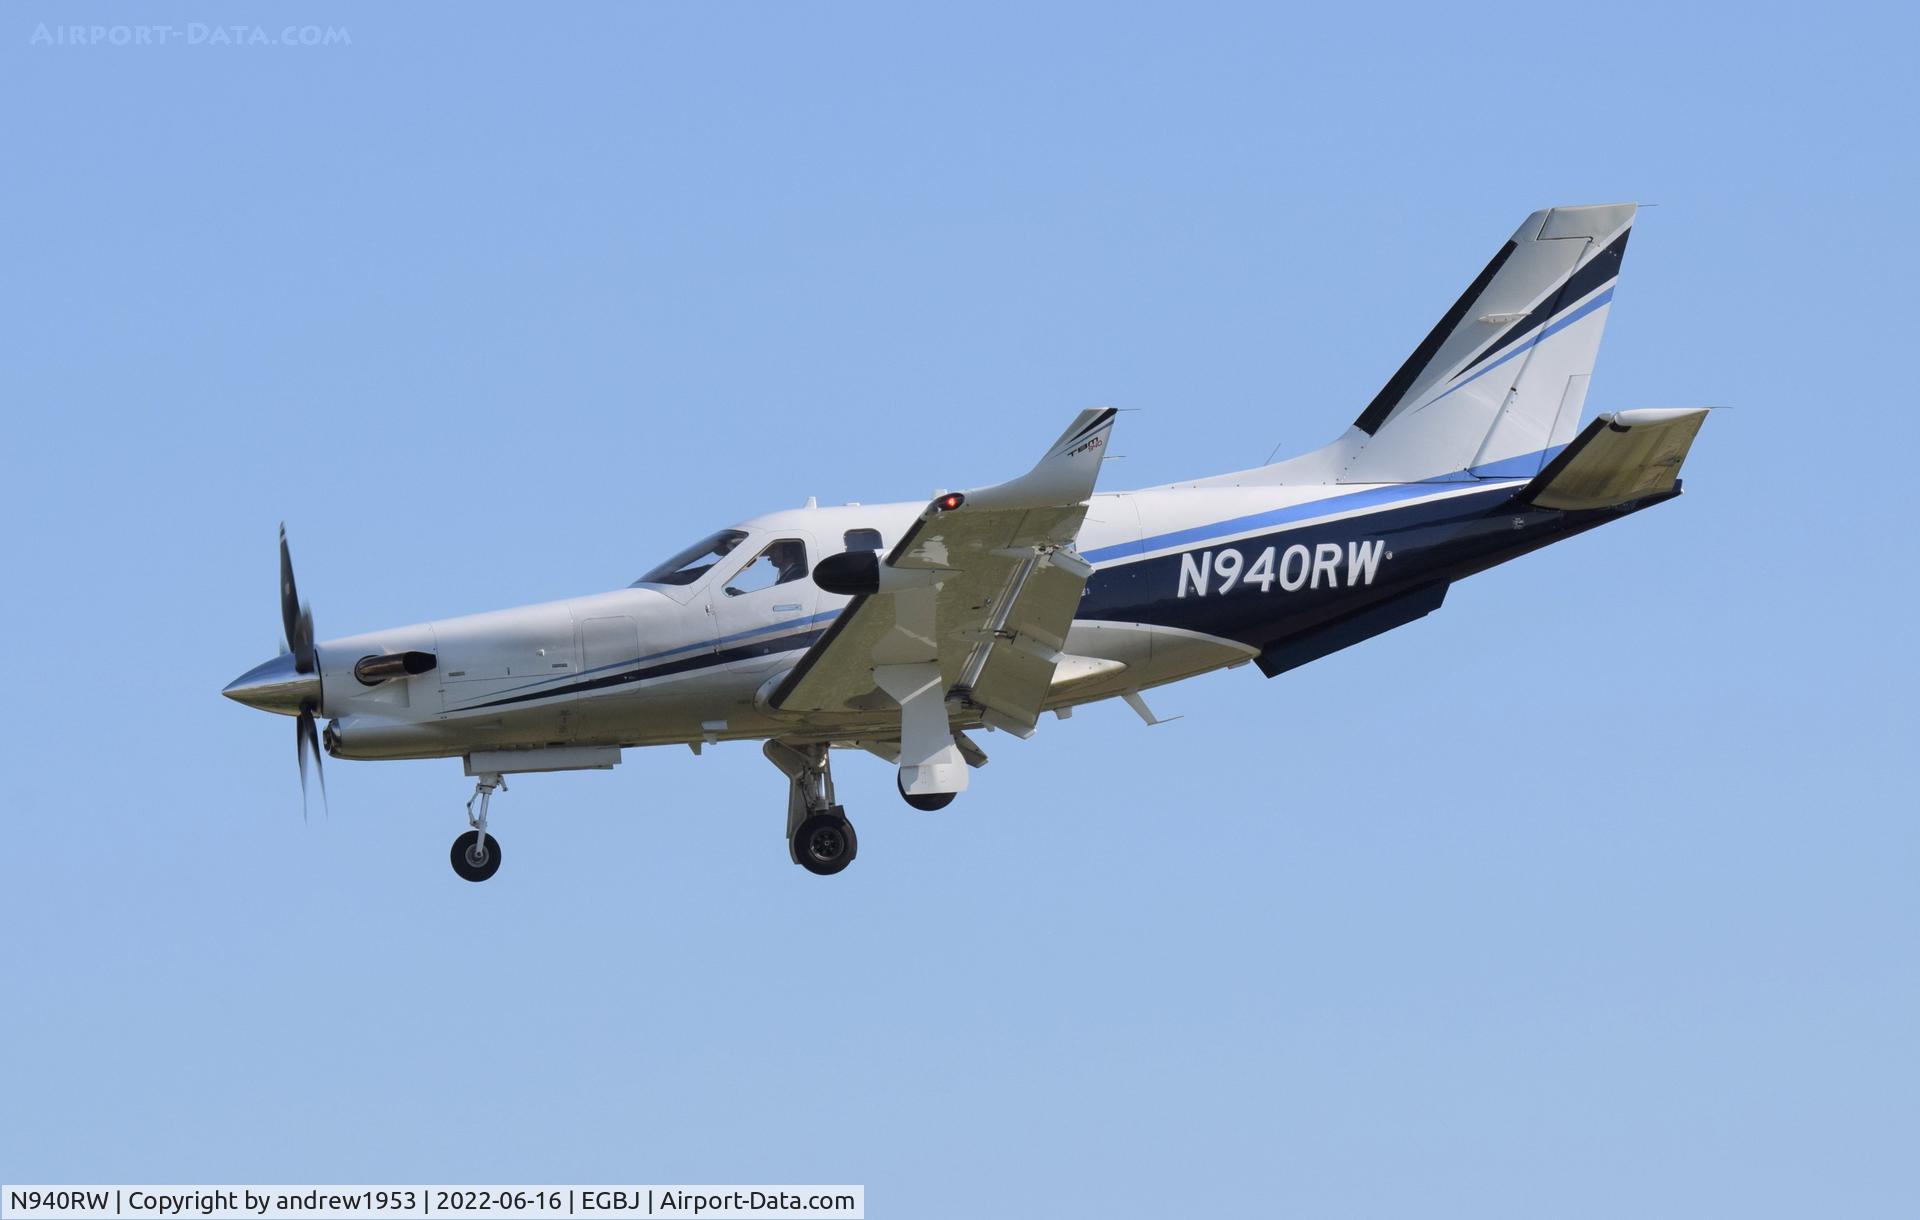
770, 408, 1118, 741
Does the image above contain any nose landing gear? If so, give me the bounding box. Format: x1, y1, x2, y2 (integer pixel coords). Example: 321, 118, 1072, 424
764, 741, 857, 876
451, 773, 505, 882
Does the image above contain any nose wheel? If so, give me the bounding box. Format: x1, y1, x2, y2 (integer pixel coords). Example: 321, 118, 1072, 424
451, 772, 506, 882
451, 829, 502, 882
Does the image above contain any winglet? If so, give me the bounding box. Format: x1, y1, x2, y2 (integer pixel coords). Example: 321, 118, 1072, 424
961, 408, 1118, 511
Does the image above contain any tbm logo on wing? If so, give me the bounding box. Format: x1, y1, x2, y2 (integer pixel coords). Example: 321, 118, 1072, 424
1178, 539, 1387, 598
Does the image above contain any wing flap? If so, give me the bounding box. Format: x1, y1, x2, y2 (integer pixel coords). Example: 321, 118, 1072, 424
949, 554, 1088, 735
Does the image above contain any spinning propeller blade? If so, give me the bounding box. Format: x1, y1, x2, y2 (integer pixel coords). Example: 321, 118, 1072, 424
297, 705, 328, 822
279, 522, 315, 675
279, 524, 325, 819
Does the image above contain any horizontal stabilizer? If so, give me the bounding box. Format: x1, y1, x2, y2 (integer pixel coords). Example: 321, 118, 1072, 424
1521, 408, 1709, 511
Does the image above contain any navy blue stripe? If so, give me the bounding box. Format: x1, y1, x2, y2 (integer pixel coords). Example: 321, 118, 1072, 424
1062, 408, 1117, 448
1079, 479, 1673, 658
1355, 240, 1516, 436
460, 609, 840, 704
452, 627, 829, 711
1448, 227, 1630, 384
1416, 288, 1613, 410
1079, 447, 1561, 567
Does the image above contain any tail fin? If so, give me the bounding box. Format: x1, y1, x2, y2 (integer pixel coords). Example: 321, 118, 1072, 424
1339, 203, 1637, 483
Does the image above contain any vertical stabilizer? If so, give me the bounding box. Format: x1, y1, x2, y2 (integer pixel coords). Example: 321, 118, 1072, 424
1174, 204, 1639, 491
1339, 203, 1636, 483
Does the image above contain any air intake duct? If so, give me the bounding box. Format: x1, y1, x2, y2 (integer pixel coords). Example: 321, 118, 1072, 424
354, 650, 438, 686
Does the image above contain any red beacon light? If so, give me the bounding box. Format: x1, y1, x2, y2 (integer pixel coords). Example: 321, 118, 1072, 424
934, 492, 965, 512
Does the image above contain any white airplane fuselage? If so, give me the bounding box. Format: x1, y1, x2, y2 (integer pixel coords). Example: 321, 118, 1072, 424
316, 495, 1181, 762
296, 470, 1669, 764
221, 203, 1707, 879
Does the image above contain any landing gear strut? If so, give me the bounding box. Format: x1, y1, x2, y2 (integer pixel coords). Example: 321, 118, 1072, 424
764, 741, 857, 876
452, 772, 505, 882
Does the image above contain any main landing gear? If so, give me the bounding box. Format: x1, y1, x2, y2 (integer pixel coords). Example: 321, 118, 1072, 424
764, 741, 857, 876
451, 772, 505, 882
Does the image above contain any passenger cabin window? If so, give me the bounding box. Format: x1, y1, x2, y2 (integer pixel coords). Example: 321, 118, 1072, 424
844, 528, 882, 552
725, 538, 809, 597
632, 529, 747, 587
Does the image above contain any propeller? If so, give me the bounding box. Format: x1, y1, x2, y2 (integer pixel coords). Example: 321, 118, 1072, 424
279, 523, 327, 820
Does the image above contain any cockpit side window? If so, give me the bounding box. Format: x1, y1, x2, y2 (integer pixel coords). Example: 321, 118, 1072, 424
632, 529, 748, 587
843, 528, 882, 552
724, 538, 809, 597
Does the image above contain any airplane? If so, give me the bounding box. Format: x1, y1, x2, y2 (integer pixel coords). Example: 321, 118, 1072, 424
224, 202, 1708, 881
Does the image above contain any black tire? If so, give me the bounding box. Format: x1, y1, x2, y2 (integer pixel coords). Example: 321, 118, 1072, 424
451, 829, 502, 882
795, 810, 857, 876
897, 773, 956, 812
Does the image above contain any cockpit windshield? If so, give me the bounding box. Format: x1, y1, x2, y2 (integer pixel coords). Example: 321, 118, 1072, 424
632, 529, 748, 586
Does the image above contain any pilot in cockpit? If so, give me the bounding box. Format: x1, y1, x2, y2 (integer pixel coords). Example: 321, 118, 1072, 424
767, 539, 809, 585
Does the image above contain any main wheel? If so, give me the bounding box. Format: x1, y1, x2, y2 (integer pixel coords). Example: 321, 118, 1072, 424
795, 810, 858, 876
451, 829, 502, 882
898, 773, 956, 812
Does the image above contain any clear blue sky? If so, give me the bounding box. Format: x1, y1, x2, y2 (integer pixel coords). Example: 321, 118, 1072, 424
3, 3, 1915, 1216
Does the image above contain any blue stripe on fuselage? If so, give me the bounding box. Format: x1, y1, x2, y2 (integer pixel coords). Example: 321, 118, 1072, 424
1080, 448, 1560, 567
1082, 284, 1613, 569
1420, 286, 1613, 409
1076, 480, 1559, 653
462, 608, 842, 704
1080, 482, 1452, 565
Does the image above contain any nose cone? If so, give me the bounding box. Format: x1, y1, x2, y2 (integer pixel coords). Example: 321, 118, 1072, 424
223, 653, 321, 716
